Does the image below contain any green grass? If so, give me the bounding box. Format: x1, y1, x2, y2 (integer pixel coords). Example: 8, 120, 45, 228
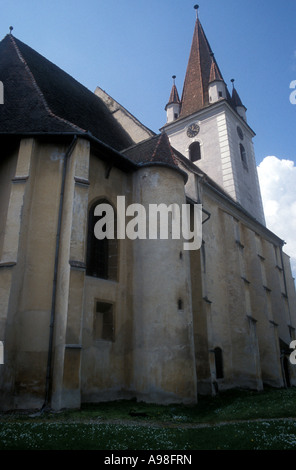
1, 419, 296, 450
1, 387, 296, 450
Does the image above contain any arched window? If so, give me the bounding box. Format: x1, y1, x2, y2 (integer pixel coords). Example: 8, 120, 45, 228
214, 347, 224, 379
189, 142, 201, 162
86, 199, 118, 280
240, 144, 247, 168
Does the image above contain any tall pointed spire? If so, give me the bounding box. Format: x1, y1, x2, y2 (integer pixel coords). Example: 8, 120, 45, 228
164, 8, 264, 226
179, 7, 224, 118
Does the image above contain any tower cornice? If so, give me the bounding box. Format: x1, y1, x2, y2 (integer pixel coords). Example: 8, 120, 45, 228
161, 99, 255, 137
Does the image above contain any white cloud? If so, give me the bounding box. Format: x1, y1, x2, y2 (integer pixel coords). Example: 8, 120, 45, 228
257, 156, 296, 280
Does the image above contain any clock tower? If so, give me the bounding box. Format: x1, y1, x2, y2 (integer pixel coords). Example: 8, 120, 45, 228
162, 7, 265, 225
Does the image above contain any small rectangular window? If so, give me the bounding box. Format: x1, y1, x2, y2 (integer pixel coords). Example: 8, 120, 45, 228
94, 301, 114, 341
214, 347, 224, 379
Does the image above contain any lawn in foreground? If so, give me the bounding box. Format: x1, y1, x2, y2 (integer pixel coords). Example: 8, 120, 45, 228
1, 387, 296, 450
1, 419, 296, 450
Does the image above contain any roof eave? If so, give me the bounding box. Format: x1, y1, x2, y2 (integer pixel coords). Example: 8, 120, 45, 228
0, 130, 138, 172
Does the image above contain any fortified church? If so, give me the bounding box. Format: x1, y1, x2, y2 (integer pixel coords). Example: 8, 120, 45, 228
0, 7, 296, 410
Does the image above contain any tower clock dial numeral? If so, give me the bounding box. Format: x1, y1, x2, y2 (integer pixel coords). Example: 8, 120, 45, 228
187, 123, 200, 138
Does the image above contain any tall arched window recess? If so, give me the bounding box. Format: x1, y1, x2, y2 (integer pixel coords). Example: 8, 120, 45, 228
86, 198, 118, 280
189, 141, 201, 162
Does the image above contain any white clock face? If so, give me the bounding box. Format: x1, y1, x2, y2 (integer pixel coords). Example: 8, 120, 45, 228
187, 123, 200, 138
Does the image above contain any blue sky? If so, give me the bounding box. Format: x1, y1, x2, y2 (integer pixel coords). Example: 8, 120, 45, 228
1, 0, 295, 165
1, 0, 296, 275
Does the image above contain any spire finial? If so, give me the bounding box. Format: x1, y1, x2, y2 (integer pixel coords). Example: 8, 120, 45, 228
231, 78, 235, 89
9, 26, 13, 34
172, 75, 176, 85
194, 4, 199, 19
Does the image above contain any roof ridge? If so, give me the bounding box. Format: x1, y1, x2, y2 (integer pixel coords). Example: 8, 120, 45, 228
150, 132, 179, 168
10, 35, 86, 133
197, 18, 210, 108
162, 132, 179, 167
151, 133, 164, 161
122, 133, 159, 153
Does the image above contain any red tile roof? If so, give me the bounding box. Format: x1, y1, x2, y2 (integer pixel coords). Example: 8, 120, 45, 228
209, 58, 223, 83
165, 83, 180, 110
123, 132, 178, 168
179, 18, 229, 118
232, 86, 244, 108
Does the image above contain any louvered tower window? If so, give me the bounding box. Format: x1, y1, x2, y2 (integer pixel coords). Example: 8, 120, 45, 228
189, 142, 201, 162
240, 144, 248, 168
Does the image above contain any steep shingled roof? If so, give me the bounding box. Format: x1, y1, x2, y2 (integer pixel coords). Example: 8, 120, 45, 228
209, 58, 223, 83
122, 133, 184, 172
0, 34, 133, 151
232, 85, 245, 109
179, 17, 233, 118
165, 82, 180, 110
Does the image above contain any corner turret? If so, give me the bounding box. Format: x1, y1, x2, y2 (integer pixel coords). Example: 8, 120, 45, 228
165, 75, 181, 123
208, 54, 227, 104
231, 79, 247, 121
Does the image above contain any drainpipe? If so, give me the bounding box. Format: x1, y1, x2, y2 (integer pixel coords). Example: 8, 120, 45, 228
43, 135, 78, 409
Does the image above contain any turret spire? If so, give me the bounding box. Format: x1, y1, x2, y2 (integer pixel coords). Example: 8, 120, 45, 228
231, 79, 247, 121
165, 76, 181, 123
166, 75, 180, 107
209, 53, 223, 83
208, 52, 226, 104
